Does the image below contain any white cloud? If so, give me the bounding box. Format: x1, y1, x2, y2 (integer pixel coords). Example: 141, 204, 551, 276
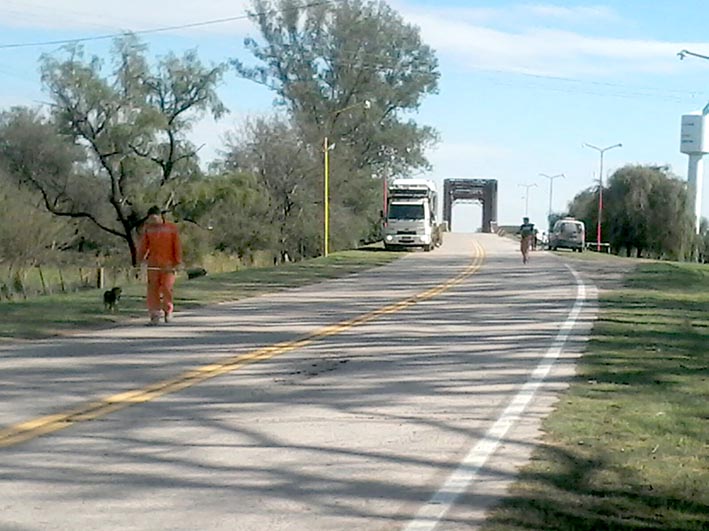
191, 116, 234, 163
394, 2, 709, 77
0, 0, 252, 34
392, 3, 620, 26
427, 141, 513, 178
3, 0, 699, 78
521, 4, 619, 23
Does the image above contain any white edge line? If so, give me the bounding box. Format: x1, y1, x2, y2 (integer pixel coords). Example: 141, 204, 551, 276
404, 264, 587, 531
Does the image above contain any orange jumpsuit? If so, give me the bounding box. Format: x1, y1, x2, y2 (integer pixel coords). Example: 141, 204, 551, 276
138, 219, 182, 319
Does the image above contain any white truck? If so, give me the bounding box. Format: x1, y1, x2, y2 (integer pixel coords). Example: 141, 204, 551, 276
383, 178, 442, 251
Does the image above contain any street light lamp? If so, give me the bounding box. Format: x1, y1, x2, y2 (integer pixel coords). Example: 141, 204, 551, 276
518, 182, 537, 218
677, 49, 709, 61
539, 172, 565, 226
323, 99, 371, 257
583, 142, 622, 251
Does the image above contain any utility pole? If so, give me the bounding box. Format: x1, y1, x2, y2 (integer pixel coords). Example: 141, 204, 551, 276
322, 100, 371, 256
518, 182, 537, 218
584, 143, 622, 251
539, 173, 565, 226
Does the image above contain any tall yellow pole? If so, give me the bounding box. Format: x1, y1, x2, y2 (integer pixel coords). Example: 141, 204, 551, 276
321, 100, 371, 257
323, 136, 330, 257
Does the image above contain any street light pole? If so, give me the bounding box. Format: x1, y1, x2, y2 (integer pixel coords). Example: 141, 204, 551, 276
322, 100, 371, 257
518, 182, 537, 217
584, 143, 622, 251
539, 173, 565, 226
323, 135, 331, 257
677, 52, 709, 235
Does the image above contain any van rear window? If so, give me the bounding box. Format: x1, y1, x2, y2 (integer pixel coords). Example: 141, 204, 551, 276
558, 222, 581, 233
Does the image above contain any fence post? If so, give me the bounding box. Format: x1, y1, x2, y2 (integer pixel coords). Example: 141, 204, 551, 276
58, 268, 66, 293
37, 265, 48, 295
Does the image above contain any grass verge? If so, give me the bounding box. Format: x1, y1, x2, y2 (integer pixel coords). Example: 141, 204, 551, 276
551, 248, 655, 264
0, 249, 402, 340
481, 261, 709, 531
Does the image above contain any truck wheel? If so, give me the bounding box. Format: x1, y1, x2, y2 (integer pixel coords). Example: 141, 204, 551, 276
423, 244, 432, 252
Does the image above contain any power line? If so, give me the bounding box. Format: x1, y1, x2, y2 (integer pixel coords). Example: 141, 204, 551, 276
488, 68, 700, 96
2, 1, 695, 105
1, 0, 133, 33
467, 68, 707, 103
249, 46, 705, 101
0, 0, 333, 50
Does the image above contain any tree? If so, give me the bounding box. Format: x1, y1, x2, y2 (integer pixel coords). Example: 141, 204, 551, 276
233, 0, 440, 251
0, 172, 73, 272
0, 167, 78, 299
603, 165, 693, 259
570, 164, 695, 259
172, 171, 276, 263
567, 187, 597, 241
35, 35, 227, 265
547, 211, 569, 231
698, 218, 709, 263
603, 167, 653, 256
222, 115, 322, 260
645, 172, 694, 259
0, 107, 90, 252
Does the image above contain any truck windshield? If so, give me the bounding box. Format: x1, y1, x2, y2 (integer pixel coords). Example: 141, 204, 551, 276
388, 204, 425, 220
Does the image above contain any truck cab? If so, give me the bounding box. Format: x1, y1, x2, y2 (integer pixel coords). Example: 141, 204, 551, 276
383, 179, 440, 251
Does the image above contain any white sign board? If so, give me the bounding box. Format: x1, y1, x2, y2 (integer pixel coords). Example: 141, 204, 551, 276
680, 114, 709, 154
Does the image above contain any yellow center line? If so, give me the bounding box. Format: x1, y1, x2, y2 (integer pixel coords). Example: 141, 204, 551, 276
0, 241, 487, 448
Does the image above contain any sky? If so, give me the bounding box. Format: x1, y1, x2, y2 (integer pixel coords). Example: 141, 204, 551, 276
2, 0, 709, 232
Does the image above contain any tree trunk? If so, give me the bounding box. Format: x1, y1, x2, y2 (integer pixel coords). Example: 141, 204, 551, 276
127, 235, 138, 267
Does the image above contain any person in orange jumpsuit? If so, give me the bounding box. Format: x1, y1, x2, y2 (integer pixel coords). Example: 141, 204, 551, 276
138, 206, 183, 324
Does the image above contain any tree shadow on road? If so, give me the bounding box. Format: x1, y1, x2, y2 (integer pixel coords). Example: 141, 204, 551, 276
479, 260, 709, 531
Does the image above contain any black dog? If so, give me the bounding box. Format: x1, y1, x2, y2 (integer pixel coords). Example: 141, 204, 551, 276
187, 267, 207, 280
103, 287, 122, 311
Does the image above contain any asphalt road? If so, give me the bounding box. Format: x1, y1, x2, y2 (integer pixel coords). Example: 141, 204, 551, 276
0, 233, 597, 531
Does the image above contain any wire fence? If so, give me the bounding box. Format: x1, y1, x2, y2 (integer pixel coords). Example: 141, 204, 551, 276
0, 265, 139, 301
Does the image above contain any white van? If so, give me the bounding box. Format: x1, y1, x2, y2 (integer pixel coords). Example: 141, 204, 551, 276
549, 218, 585, 252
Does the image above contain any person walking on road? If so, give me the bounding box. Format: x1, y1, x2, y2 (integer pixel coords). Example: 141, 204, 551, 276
138, 206, 183, 325
518, 217, 535, 264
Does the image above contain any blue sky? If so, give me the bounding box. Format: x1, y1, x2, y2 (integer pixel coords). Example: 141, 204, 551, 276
2, 1, 709, 232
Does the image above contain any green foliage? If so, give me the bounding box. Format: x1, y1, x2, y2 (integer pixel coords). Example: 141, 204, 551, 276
568, 164, 695, 260
698, 217, 709, 263
232, 0, 440, 255
0, 107, 92, 214
482, 261, 709, 531
237, 0, 439, 124
222, 115, 321, 259
0, 172, 75, 271
173, 171, 277, 263
2, 2, 441, 267
248, 0, 441, 175
36, 34, 227, 265
568, 187, 597, 234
